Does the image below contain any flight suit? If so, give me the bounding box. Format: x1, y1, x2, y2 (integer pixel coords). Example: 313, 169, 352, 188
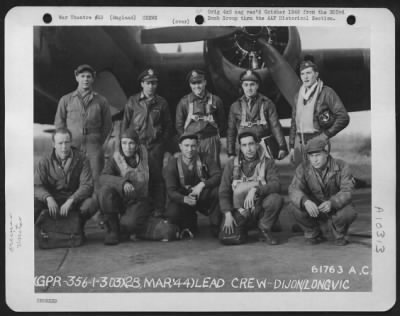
288, 156, 357, 241
98, 145, 151, 239
34, 147, 94, 223
164, 153, 222, 236
218, 154, 283, 244
227, 93, 288, 157
54, 90, 112, 187
175, 91, 226, 167
121, 92, 173, 214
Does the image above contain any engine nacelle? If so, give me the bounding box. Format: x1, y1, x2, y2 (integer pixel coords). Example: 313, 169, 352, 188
204, 26, 301, 106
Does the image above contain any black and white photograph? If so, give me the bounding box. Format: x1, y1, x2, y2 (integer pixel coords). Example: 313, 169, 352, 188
5, 6, 396, 311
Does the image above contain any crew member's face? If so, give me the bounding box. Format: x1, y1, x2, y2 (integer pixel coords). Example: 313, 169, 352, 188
75, 71, 94, 90
179, 138, 198, 160
242, 81, 259, 98
121, 138, 137, 158
141, 80, 158, 97
300, 67, 319, 88
308, 151, 328, 170
53, 133, 72, 160
240, 136, 258, 160
190, 79, 207, 96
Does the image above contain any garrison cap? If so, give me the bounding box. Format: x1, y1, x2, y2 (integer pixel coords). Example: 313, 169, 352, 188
120, 126, 140, 144
179, 132, 199, 143
300, 60, 318, 72
240, 69, 261, 83
238, 131, 259, 144
305, 137, 329, 154
187, 69, 206, 83
74, 64, 96, 76
138, 68, 159, 82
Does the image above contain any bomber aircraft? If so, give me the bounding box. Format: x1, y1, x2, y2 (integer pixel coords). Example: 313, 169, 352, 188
34, 26, 370, 126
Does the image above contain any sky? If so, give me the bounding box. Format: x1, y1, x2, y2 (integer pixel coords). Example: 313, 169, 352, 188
153, 26, 370, 53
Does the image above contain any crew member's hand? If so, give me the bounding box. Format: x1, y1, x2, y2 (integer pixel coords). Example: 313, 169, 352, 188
304, 200, 319, 218
46, 196, 59, 217
289, 148, 295, 164
190, 182, 205, 198
278, 149, 288, 160
244, 187, 257, 211
60, 198, 74, 217
223, 211, 237, 235
183, 195, 197, 206
123, 182, 135, 199
318, 201, 332, 213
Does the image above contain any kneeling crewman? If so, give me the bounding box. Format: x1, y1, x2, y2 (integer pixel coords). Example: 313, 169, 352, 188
219, 131, 283, 245
99, 127, 151, 245
288, 138, 357, 246
34, 128, 94, 240
164, 133, 222, 238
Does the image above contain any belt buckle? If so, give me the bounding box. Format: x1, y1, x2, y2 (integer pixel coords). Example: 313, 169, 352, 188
192, 115, 199, 121
246, 122, 253, 128
82, 127, 88, 135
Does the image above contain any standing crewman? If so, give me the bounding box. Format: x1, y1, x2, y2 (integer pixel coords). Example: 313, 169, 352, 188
175, 69, 227, 167
164, 133, 222, 238
288, 138, 357, 245
227, 69, 288, 160
289, 60, 350, 166
121, 68, 173, 217
54, 64, 112, 188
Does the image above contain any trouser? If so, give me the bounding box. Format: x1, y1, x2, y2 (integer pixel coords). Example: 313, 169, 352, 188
198, 135, 221, 168
165, 186, 221, 235
291, 203, 358, 240
293, 132, 330, 167
219, 193, 283, 244
34, 197, 93, 224
98, 185, 151, 234
148, 142, 166, 213
80, 141, 104, 190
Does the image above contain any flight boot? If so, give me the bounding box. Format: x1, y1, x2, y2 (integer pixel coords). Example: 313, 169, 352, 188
104, 213, 120, 246
258, 229, 279, 245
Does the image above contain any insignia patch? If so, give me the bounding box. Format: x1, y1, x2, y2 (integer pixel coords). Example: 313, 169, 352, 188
148, 69, 154, 75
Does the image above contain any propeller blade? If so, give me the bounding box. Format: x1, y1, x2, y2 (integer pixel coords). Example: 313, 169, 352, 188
258, 38, 302, 108
141, 27, 239, 44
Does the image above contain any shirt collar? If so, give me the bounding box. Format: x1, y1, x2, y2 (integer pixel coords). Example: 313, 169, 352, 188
241, 93, 258, 103
53, 149, 73, 165
72, 89, 95, 97
191, 91, 208, 101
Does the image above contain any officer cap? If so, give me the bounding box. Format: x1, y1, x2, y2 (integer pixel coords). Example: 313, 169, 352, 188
120, 126, 140, 144
305, 137, 329, 154
240, 69, 261, 83
187, 69, 206, 83
238, 131, 259, 144
74, 64, 96, 76
138, 68, 159, 82
179, 132, 199, 143
300, 60, 318, 72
